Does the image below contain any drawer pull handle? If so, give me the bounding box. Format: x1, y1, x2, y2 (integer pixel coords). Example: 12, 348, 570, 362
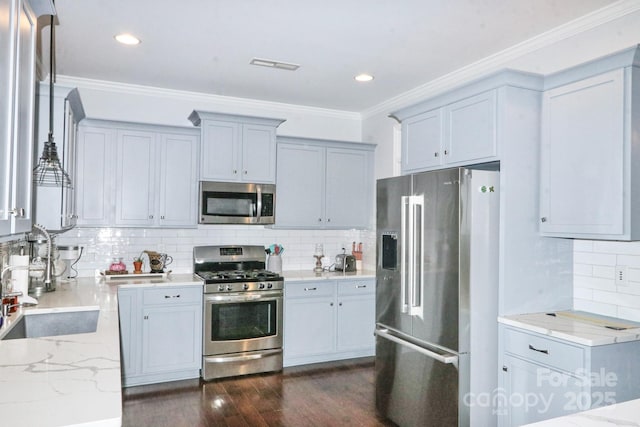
356, 285, 367, 288
164, 294, 181, 299
528, 344, 549, 355
304, 287, 317, 291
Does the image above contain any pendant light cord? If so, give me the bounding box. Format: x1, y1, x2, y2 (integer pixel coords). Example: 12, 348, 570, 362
48, 13, 54, 142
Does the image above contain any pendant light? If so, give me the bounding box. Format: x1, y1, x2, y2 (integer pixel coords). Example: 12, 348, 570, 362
33, 11, 72, 188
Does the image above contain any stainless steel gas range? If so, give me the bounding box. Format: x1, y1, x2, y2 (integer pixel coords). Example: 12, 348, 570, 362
194, 245, 284, 381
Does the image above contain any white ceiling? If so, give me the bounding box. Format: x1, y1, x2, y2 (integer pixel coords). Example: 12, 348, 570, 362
52, 0, 619, 112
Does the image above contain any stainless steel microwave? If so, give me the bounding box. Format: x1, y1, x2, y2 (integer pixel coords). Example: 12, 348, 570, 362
199, 181, 276, 224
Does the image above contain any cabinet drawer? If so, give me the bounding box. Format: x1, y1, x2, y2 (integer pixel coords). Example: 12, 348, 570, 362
337, 280, 375, 296
286, 281, 334, 298
504, 328, 584, 374
143, 286, 202, 305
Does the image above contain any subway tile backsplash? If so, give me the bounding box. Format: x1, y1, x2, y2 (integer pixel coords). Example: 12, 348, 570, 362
55, 226, 376, 278
574, 239, 640, 322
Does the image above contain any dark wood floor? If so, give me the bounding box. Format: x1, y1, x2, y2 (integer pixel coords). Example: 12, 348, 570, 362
122, 357, 395, 427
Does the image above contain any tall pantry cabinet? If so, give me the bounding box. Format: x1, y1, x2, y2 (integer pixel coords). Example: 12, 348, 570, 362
0, 0, 55, 236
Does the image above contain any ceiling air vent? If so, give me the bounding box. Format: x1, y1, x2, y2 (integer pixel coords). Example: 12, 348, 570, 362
250, 58, 300, 71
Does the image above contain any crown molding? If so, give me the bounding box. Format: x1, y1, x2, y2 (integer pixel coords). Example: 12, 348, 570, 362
361, 0, 640, 119
55, 75, 362, 121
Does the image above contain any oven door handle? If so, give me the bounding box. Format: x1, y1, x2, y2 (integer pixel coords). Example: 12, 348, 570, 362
204, 349, 281, 364
205, 291, 282, 303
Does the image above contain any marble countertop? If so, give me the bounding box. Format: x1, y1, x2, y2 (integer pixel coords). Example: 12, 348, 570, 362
0, 273, 201, 427
523, 397, 640, 426
498, 310, 640, 346
281, 269, 375, 281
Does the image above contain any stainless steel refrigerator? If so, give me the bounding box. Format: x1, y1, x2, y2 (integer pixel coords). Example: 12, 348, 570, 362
375, 166, 499, 427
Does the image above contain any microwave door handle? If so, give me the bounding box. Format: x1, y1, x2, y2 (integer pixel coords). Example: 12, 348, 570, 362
256, 186, 262, 222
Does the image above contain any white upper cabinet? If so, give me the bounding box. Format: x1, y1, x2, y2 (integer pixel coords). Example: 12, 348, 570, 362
189, 111, 285, 184
539, 46, 640, 240
34, 85, 85, 232
394, 87, 498, 174
275, 136, 375, 229
76, 120, 199, 228
0, 0, 54, 236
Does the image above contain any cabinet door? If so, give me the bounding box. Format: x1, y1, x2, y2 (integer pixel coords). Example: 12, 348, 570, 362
200, 120, 239, 181
76, 125, 115, 226
325, 147, 372, 228
501, 355, 584, 426
402, 109, 442, 172
275, 142, 324, 227
61, 98, 78, 229
540, 69, 625, 236
158, 132, 198, 227
284, 296, 335, 359
141, 304, 202, 374
0, 0, 14, 235
115, 129, 156, 226
9, 0, 36, 234
117, 288, 139, 379
336, 294, 375, 352
444, 90, 497, 165
242, 123, 277, 183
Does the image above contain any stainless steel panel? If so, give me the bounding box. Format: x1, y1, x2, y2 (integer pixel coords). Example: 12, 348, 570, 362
376, 175, 411, 335
202, 348, 282, 380
375, 330, 459, 427
410, 168, 461, 351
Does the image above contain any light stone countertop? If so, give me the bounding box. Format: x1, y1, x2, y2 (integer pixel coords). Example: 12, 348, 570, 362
498, 310, 640, 346
523, 397, 640, 426
0, 273, 201, 427
281, 269, 375, 281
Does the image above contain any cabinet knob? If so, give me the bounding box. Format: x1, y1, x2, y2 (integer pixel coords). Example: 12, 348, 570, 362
318, 218, 322, 222
160, 215, 165, 220
444, 150, 448, 155
502, 366, 508, 372
327, 218, 331, 222
434, 152, 439, 157
9, 208, 25, 217
540, 217, 547, 223
339, 302, 342, 306
330, 302, 334, 306
244, 170, 248, 175
144, 315, 149, 320
233, 170, 238, 174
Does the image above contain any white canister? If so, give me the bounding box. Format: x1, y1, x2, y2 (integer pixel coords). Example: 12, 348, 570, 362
267, 254, 282, 274
9, 254, 30, 296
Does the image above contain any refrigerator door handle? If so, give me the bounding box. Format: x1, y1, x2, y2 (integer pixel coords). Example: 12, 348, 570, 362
411, 196, 423, 313
375, 328, 458, 367
400, 196, 411, 313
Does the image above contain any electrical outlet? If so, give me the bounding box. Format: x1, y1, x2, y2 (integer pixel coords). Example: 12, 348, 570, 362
616, 265, 628, 285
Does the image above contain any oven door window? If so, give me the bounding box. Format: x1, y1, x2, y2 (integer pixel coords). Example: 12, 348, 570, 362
210, 300, 277, 341
203, 191, 257, 217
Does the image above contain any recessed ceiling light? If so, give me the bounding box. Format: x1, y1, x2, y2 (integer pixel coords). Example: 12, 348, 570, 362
114, 33, 141, 45
355, 73, 374, 82
250, 58, 300, 71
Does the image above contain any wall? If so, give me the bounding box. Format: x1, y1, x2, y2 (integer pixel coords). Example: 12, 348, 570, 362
55, 226, 376, 278
573, 240, 640, 322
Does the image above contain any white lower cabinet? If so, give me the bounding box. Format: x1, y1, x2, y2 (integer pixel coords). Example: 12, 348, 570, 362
283, 278, 375, 367
499, 325, 640, 426
118, 284, 202, 387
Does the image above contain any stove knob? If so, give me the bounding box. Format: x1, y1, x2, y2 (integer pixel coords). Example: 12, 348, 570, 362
226, 285, 233, 291
267, 282, 273, 289
218, 285, 224, 292
243, 283, 249, 290
259, 283, 265, 289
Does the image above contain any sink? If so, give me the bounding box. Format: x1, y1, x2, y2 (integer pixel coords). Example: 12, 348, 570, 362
1, 308, 99, 340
